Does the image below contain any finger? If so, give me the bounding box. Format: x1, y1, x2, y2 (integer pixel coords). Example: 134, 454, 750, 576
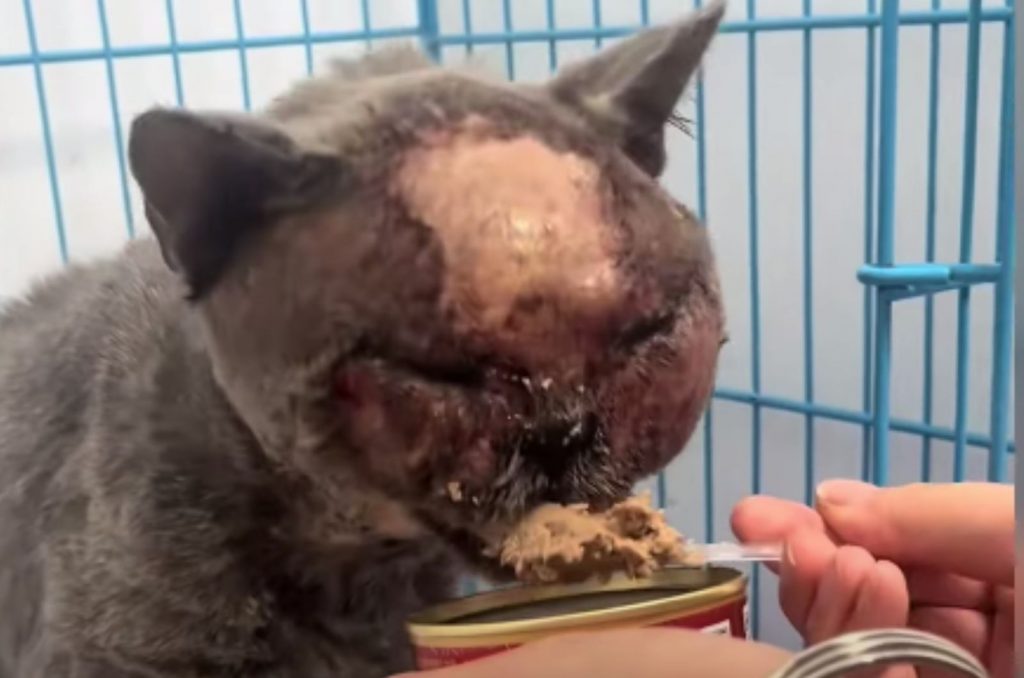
988, 593, 1014, 678
815, 481, 1014, 586
905, 569, 994, 610
909, 607, 990, 678
803, 545, 876, 644
778, 528, 836, 632
838, 664, 918, 678
731, 495, 825, 543
846, 560, 909, 631
876, 667, 918, 678
732, 496, 826, 575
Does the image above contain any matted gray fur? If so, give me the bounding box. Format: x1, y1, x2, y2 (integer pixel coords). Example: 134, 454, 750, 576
0, 3, 726, 676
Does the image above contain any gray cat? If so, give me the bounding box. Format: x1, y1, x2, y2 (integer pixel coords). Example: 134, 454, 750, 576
0, 4, 726, 677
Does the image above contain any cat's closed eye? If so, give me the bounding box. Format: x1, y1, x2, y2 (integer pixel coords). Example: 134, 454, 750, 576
394, 357, 486, 389
617, 312, 677, 350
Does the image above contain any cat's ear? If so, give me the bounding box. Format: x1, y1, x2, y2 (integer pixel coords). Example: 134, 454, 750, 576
128, 108, 344, 299
546, 0, 725, 177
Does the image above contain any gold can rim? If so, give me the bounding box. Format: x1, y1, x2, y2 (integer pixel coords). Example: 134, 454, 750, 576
408, 565, 747, 646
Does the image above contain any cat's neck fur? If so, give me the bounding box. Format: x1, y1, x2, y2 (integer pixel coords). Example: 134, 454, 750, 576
0, 238, 455, 676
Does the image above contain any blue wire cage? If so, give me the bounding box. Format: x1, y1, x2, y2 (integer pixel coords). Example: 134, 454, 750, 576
0, 0, 1015, 647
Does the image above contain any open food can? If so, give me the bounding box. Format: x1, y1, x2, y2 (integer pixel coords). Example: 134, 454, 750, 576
407, 565, 749, 670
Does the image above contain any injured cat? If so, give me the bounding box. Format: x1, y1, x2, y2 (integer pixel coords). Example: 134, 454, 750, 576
0, 3, 726, 677
493, 493, 702, 584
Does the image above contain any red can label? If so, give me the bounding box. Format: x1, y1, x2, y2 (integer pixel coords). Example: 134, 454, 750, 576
414, 595, 748, 670
654, 596, 747, 638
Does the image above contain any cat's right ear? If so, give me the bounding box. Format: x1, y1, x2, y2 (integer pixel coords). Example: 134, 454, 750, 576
545, 1, 725, 178
128, 108, 344, 299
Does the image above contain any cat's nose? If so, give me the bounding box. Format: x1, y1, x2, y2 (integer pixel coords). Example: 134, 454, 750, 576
521, 410, 601, 481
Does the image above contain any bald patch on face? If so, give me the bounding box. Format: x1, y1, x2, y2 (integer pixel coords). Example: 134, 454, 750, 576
393, 124, 625, 375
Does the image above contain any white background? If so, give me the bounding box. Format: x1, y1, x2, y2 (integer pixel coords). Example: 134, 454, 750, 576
0, 0, 1015, 650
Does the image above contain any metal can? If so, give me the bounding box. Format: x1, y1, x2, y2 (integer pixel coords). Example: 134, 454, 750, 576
407, 566, 749, 670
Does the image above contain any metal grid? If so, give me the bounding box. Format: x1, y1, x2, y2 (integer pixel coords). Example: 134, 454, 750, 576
0, 0, 1016, 641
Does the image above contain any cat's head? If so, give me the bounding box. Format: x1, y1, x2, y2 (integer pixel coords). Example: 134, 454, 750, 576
127, 2, 726, 565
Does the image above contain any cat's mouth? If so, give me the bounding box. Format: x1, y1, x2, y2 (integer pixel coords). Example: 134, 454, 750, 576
412, 511, 519, 580
415, 447, 637, 583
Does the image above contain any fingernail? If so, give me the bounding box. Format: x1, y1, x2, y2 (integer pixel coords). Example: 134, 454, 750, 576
816, 479, 877, 507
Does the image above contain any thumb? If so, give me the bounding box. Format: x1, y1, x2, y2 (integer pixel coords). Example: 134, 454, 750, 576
814, 480, 1014, 586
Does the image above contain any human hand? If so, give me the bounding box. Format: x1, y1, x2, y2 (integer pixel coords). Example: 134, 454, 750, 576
391, 627, 791, 677
731, 480, 1014, 677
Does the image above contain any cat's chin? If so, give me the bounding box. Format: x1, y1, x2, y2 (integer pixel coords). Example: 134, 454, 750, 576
448, 538, 520, 586
408, 510, 515, 583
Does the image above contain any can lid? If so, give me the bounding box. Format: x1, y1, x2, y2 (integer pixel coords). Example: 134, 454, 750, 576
766, 628, 989, 678
408, 565, 747, 647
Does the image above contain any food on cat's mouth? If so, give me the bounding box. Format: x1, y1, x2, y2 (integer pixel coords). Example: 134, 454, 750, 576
446, 481, 464, 503
491, 493, 701, 584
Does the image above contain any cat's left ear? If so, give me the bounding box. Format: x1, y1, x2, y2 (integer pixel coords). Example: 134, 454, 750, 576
128, 108, 344, 299
546, 0, 725, 177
